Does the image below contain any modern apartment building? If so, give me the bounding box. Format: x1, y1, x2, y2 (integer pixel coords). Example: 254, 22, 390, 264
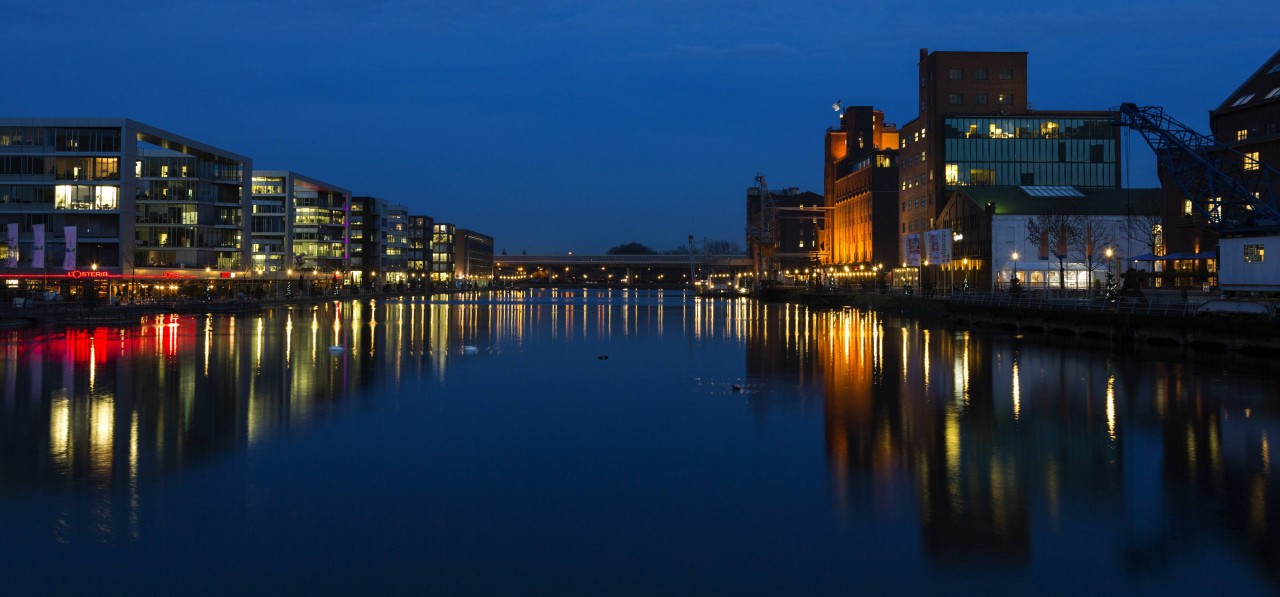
431, 224, 494, 288
250, 170, 350, 274
382, 203, 409, 284
407, 214, 433, 285
454, 228, 494, 287
431, 223, 455, 285
1, 118, 251, 276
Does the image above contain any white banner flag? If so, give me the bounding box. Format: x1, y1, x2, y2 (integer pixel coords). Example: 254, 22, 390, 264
63, 226, 77, 270
925, 229, 953, 265
4, 223, 16, 268
903, 234, 921, 267
31, 224, 45, 269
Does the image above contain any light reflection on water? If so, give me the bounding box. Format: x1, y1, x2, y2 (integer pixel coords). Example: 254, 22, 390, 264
0, 289, 1277, 593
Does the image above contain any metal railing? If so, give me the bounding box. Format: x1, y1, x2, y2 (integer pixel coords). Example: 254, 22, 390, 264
944, 289, 1200, 317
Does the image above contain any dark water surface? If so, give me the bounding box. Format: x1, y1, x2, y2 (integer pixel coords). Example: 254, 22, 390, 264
1, 290, 1276, 594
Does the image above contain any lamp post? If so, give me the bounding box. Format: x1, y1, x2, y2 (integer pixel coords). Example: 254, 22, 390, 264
951, 232, 963, 293
1012, 251, 1019, 290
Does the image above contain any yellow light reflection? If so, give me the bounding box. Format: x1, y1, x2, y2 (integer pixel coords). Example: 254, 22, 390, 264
1012, 360, 1021, 421
49, 395, 71, 470
922, 329, 930, 394
90, 396, 115, 479
204, 316, 212, 377
129, 411, 139, 538
254, 316, 264, 372
1106, 372, 1116, 441
945, 408, 961, 505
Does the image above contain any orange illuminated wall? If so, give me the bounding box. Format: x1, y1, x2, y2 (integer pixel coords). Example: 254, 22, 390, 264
825, 107, 900, 267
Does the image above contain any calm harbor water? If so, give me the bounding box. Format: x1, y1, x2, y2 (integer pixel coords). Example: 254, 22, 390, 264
1, 289, 1276, 594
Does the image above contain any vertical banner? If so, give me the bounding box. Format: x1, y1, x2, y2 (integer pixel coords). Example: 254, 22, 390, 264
5, 223, 16, 268
63, 226, 77, 270
903, 234, 921, 267
925, 229, 952, 265
32, 224, 45, 269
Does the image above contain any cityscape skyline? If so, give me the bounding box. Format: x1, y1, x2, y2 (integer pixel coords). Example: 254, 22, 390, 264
3, 0, 1276, 253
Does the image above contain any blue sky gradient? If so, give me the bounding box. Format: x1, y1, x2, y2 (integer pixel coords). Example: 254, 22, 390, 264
3, 0, 1276, 253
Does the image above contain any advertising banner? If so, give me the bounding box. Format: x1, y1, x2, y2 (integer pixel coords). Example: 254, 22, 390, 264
903, 234, 921, 267
925, 229, 952, 265
63, 226, 77, 270
32, 224, 45, 269
5, 223, 16, 268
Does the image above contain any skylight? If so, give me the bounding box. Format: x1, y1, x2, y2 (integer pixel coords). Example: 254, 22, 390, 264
1021, 186, 1084, 197
1231, 94, 1256, 107
1267, 87, 1280, 100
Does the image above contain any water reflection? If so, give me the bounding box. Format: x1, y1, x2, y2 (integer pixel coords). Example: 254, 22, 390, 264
762, 306, 1280, 581
0, 291, 1277, 589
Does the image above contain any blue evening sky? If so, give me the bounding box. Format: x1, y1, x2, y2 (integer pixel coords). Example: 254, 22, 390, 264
2, 0, 1276, 254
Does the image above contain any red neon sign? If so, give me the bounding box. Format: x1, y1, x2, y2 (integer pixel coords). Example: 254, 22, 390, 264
67, 270, 118, 279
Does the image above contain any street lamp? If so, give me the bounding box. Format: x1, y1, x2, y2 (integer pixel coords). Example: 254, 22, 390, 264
1012, 251, 1019, 288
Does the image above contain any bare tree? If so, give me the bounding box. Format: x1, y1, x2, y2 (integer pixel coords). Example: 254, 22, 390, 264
1026, 214, 1082, 291
1123, 191, 1164, 256
1073, 216, 1117, 298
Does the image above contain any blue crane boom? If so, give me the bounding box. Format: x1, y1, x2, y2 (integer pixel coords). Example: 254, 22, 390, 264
1116, 103, 1280, 235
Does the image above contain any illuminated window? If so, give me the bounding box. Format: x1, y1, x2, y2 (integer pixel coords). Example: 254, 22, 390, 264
1231, 94, 1255, 107
949, 68, 962, 80
1245, 151, 1260, 170
949, 93, 963, 105
999, 69, 1013, 80
920, 128, 926, 138
1237, 129, 1248, 141
1183, 199, 1193, 215
945, 164, 959, 184
1244, 244, 1264, 263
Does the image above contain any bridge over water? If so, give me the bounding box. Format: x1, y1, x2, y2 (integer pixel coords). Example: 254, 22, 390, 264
493, 254, 753, 286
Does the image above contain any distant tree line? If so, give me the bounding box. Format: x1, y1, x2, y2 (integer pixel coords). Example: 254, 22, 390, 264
606, 239, 745, 256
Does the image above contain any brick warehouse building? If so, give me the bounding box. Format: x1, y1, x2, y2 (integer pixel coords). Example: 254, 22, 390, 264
823, 105, 900, 272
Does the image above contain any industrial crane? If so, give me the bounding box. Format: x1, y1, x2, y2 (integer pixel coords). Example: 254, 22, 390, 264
1116, 103, 1280, 234
1116, 103, 1280, 294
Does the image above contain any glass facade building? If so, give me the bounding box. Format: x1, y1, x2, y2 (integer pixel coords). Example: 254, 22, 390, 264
942, 116, 1120, 188
431, 223, 455, 284
250, 171, 349, 274
1, 118, 251, 275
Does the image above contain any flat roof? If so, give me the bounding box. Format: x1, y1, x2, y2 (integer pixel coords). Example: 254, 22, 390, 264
0, 117, 251, 164
254, 170, 350, 195
953, 186, 1162, 216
